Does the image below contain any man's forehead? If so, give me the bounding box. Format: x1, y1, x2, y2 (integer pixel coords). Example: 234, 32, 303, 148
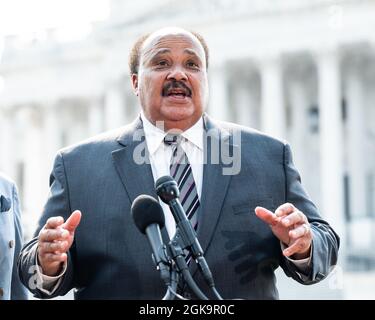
141, 28, 204, 56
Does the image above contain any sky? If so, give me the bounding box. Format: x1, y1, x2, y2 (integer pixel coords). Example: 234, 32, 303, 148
0, 0, 110, 40
1, 0, 110, 93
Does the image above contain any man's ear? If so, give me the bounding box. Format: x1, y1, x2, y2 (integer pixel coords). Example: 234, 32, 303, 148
131, 74, 139, 96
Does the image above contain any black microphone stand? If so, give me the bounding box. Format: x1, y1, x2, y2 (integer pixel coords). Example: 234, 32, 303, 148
156, 176, 224, 300
158, 231, 209, 300
166, 228, 209, 300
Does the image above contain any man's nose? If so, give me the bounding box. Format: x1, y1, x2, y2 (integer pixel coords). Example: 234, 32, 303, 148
167, 65, 188, 81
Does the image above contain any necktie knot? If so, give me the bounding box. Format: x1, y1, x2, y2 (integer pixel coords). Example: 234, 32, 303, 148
164, 134, 187, 166
164, 133, 182, 146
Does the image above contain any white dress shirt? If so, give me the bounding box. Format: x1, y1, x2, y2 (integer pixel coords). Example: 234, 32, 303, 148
141, 112, 204, 238
37, 112, 311, 293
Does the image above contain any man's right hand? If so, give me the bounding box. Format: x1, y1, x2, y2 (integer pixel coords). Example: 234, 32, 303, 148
37, 210, 82, 276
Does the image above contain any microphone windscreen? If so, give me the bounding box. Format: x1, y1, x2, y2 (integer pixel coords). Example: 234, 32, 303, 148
155, 175, 174, 189
131, 194, 165, 234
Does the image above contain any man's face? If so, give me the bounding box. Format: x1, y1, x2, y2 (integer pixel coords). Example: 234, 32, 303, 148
132, 31, 208, 131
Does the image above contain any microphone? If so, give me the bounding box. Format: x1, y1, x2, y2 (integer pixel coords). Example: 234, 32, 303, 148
131, 194, 171, 286
155, 176, 221, 299
155, 175, 203, 255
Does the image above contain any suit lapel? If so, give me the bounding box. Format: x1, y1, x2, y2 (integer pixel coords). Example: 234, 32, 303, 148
112, 117, 171, 243
112, 117, 157, 202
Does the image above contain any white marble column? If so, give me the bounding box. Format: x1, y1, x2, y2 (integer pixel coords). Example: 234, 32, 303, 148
346, 70, 366, 218
289, 81, 308, 176
208, 62, 229, 121
21, 106, 45, 234
89, 98, 104, 136
260, 56, 286, 139
317, 50, 345, 237
235, 85, 256, 127
43, 102, 61, 181
104, 83, 125, 130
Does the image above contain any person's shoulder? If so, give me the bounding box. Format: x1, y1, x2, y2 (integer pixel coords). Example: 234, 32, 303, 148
210, 118, 287, 148
0, 173, 17, 205
0, 172, 16, 189
58, 121, 137, 157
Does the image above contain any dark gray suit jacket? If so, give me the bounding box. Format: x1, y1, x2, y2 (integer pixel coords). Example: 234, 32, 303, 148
18, 114, 339, 299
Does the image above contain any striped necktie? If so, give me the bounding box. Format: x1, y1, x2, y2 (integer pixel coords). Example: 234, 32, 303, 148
164, 134, 200, 263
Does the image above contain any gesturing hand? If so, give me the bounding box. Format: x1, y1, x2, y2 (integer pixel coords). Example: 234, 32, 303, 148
37, 210, 82, 276
255, 203, 312, 260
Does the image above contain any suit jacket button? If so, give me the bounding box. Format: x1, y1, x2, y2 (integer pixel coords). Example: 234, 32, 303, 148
9, 240, 14, 248
0, 288, 4, 297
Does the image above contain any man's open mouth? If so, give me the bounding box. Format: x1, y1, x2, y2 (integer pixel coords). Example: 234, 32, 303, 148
162, 82, 192, 98
167, 89, 189, 98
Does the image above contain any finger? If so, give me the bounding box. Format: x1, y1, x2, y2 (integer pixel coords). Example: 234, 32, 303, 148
45, 216, 64, 229
255, 207, 279, 226
41, 252, 67, 263
39, 228, 70, 242
62, 210, 82, 233
283, 238, 310, 257
281, 210, 307, 227
289, 223, 310, 240
275, 203, 296, 217
38, 241, 69, 254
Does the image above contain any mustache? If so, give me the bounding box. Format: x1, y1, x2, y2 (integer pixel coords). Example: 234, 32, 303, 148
162, 81, 192, 97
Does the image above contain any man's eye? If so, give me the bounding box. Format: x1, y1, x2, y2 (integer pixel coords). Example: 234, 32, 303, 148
187, 61, 199, 69
157, 60, 169, 67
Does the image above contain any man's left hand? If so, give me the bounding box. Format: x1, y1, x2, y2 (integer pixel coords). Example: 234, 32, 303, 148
255, 203, 312, 260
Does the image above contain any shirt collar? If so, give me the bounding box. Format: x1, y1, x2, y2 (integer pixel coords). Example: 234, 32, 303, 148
140, 111, 204, 155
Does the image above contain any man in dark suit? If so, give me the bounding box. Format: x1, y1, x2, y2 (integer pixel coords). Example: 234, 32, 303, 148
18, 27, 339, 299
